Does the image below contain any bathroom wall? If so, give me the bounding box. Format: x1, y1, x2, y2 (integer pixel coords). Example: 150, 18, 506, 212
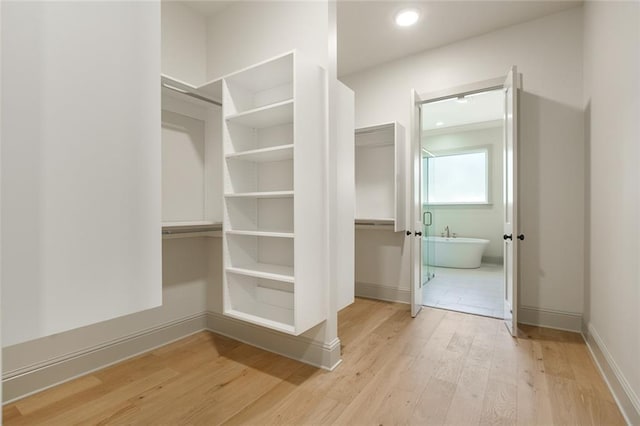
344, 7, 585, 322
424, 125, 503, 262
583, 1, 640, 422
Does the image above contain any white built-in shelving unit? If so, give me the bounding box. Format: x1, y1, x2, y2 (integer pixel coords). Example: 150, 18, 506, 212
161, 75, 223, 239
222, 51, 327, 335
355, 122, 407, 232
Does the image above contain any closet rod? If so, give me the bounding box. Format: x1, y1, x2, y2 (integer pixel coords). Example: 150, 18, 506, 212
162, 83, 222, 107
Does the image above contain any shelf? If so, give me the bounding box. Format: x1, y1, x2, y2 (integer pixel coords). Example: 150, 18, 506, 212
223, 309, 295, 335
225, 144, 294, 163
162, 221, 222, 238
225, 191, 294, 199
162, 220, 220, 228
226, 262, 294, 283
225, 100, 293, 128
161, 74, 222, 107
163, 231, 221, 239
223, 52, 294, 93
226, 230, 294, 238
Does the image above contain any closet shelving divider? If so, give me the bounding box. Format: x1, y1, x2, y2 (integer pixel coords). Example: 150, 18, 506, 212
354, 122, 407, 233
160, 74, 223, 238
222, 51, 327, 335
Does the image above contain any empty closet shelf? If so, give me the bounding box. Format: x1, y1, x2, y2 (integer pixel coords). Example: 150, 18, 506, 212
225, 100, 293, 128
226, 263, 294, 282
223, 309, 295, 335
225, 144, 294, 162
224, 191, 294, 198
225, 230, 294, 238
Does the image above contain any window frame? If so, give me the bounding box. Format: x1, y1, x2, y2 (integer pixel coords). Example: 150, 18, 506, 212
424, 145, 493, 206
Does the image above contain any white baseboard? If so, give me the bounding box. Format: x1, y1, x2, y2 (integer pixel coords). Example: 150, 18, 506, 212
583, 322, 640, 425
518, 305, 582, 332
355, 281, 410, 304
2, 311, 341, 404
205, 311, 342, 371
2, 313, 208, 403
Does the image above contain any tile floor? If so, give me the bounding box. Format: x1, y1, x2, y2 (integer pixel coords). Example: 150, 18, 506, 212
422, 263, 504, 318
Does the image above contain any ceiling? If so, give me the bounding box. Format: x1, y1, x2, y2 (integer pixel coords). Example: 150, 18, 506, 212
421, 88, 503, 131
177, 0, 581, 77
337, 0, 580, 76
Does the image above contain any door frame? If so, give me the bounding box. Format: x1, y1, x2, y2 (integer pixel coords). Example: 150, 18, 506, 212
410, 75, 512, 319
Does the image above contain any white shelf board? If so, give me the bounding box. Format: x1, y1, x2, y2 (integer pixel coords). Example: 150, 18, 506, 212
225, 144, 294, 163
354, 218, 394, 224
223, 309, 295, 335
224, 191, 294, 199
226, 263, 294, 283
223, 51, 294, 93
226, 100, 293, 128
226, 230, 294, 238
163, 231, 221, 240
162, 220, 219, 228
196, 78, 223, 102
161, 74, 222, 106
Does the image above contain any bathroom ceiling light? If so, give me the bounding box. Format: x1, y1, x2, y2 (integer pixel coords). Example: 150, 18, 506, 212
395, 9, 420, 27
435, 121, 444, 126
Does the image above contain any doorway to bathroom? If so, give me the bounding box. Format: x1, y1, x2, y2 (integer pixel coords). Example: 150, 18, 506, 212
420, 88, 505, 319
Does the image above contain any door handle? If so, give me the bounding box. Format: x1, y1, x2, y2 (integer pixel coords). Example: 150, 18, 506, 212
503, 234, 513, 240
406, 231, 412, 236
518, 234, 525, 240
415, 231, 423, 236
423, 211, 432, 226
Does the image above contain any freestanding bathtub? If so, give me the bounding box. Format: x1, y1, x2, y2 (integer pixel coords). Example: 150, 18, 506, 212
422, 236, 490, 269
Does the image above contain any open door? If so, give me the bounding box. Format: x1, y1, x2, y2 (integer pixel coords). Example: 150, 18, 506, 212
410, 89, 423, 317
503, 66, 519, 335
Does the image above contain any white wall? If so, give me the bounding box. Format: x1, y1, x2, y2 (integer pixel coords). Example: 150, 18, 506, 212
343, 7, 585, 315
3, 0, 218, 377
1, 1, 162, 347
206, 1, 328, 79
161, 1, 207, 84
3, 238, 218, 374
583, 0, 640, 419
424, 125, 503, 260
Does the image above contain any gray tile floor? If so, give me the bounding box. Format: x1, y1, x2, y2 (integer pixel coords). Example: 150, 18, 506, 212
422, 263, 504, 318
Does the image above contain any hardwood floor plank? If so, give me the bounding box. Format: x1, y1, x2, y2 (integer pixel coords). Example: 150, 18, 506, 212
3, 299, 626, 426
14, 375, 102, 415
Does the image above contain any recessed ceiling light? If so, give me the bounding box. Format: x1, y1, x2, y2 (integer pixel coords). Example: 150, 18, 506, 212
395, 9, 420, 27
435, 121, 444, 126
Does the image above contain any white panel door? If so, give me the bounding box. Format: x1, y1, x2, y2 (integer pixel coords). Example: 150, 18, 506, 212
1, 2, 161, 346
503, 66, 519, 336
410, 90, 423, 317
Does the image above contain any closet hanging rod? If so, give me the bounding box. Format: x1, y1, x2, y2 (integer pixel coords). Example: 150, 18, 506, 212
162, 83, 222, 107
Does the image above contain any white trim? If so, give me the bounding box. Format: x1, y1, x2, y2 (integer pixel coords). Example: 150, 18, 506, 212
517, 305, 582, 332
2, 311, 341, 404
206, 311, 341, 371
583, 322, 640, 426
355, 281, 411, 304
2, 313, 208, 403
418, 77, 505, 104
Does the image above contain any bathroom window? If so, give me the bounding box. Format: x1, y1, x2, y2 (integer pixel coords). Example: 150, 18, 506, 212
425, 149, 489, 204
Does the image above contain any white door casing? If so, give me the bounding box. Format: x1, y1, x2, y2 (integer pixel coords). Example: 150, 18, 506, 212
410, 89, 423, 317
503, 66, 519, 336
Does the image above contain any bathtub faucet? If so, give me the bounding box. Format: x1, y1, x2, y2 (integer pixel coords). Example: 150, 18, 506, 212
445, 226, 450, 238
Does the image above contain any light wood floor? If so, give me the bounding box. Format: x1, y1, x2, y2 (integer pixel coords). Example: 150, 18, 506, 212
3, 298, 625, 425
